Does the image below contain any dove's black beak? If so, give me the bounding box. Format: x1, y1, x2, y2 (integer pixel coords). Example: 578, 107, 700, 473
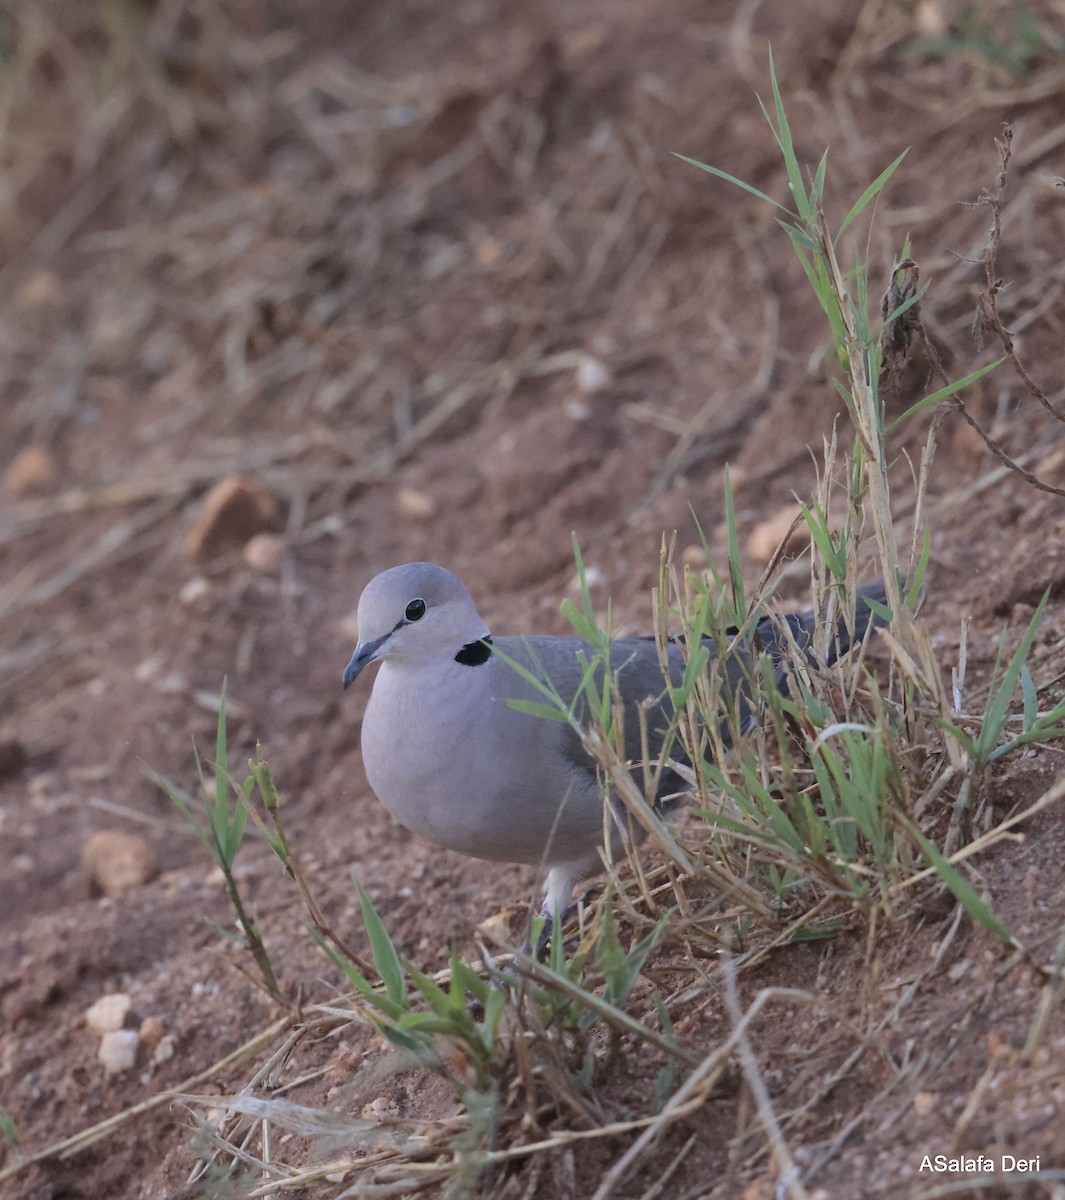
342, 635, 388, 690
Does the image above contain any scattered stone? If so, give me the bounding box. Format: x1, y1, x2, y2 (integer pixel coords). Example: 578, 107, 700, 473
474, 235, 502, 267
152, 1034, 176, 1066
138, 1015, 165, 1049
474, 910, 511, 942
5, 446, 57, 498
99, 1029, 140, 1076
572, 564, 607, 592
396, 486, 436, 523
913, 1091, 937, 1117
134, 658, 186, 694
179, 576, 210, 606
86, 992, 132, 1035
680, 543, 706, 569
184, 475, 281, 561
748, 504, 811, 564
243, 531, 286, 573
915, 0, 947, 37
134, 655, 164, 683
360, 1096, 399, 1120
82, 831, 159, 898
575, 353, 610, 395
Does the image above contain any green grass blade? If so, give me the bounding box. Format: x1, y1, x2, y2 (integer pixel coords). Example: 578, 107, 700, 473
907, 527, 932, 609
1020, 665, 1038, 732
151, 769, 216, 864
798, 499, 846, 579
765, 48, 809, 221
674, 153, 784, 210
991, 727, 1065, 759
308, 927, 408, 1021
504, 699, 570, 723
880, 277, 930, 328
904, 821, 1014, 945
974, 589, 1049, 762
837, 149, 908, 238
225, 793, 249, 865
723, 468, 747, 624
886, 359, 1004, 431
811, 148, 829, 206
214, 678, 229, 834
935, 716, 978, 757
1035, 697, 1065, 731
355, 881, 408, 1008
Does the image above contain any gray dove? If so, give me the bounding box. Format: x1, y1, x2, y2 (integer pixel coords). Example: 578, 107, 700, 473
342, 562, 887, 928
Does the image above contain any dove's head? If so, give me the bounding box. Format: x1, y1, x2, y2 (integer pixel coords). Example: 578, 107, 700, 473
342, 562, 491, 688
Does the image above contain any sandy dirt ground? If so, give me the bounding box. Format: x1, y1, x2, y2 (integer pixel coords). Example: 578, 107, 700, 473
2, 1, 1065, 1197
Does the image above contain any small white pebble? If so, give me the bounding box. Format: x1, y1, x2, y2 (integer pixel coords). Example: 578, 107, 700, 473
573, 565, 607, 591
915, 0, 947, 37
576, 354, 610, 395
396, 487, 436, 523
360, 1096, 397, 1120
157, 672, 186, 695
243, 532, 286, 573
99, 1029, 140, 1075
152, 1035, 176, 1065
475, 911, 511, 941
134, 655, 164, 683
86, 992, 132, 1034
179, 576, 210, 606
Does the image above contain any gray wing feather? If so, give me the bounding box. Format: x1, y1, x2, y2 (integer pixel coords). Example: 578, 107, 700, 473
494, 579, 889, 806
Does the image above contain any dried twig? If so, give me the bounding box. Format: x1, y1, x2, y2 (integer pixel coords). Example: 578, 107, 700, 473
878, 131, 1065, 500
973, 122, 1065, 424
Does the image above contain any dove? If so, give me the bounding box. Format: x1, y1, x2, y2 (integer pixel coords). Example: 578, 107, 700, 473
342, 562, 886, 928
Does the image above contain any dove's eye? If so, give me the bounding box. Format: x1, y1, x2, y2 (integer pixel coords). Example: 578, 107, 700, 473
405, 598, 427, 622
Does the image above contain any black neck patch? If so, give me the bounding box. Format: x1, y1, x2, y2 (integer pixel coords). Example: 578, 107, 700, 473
455, 634, 493, 666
